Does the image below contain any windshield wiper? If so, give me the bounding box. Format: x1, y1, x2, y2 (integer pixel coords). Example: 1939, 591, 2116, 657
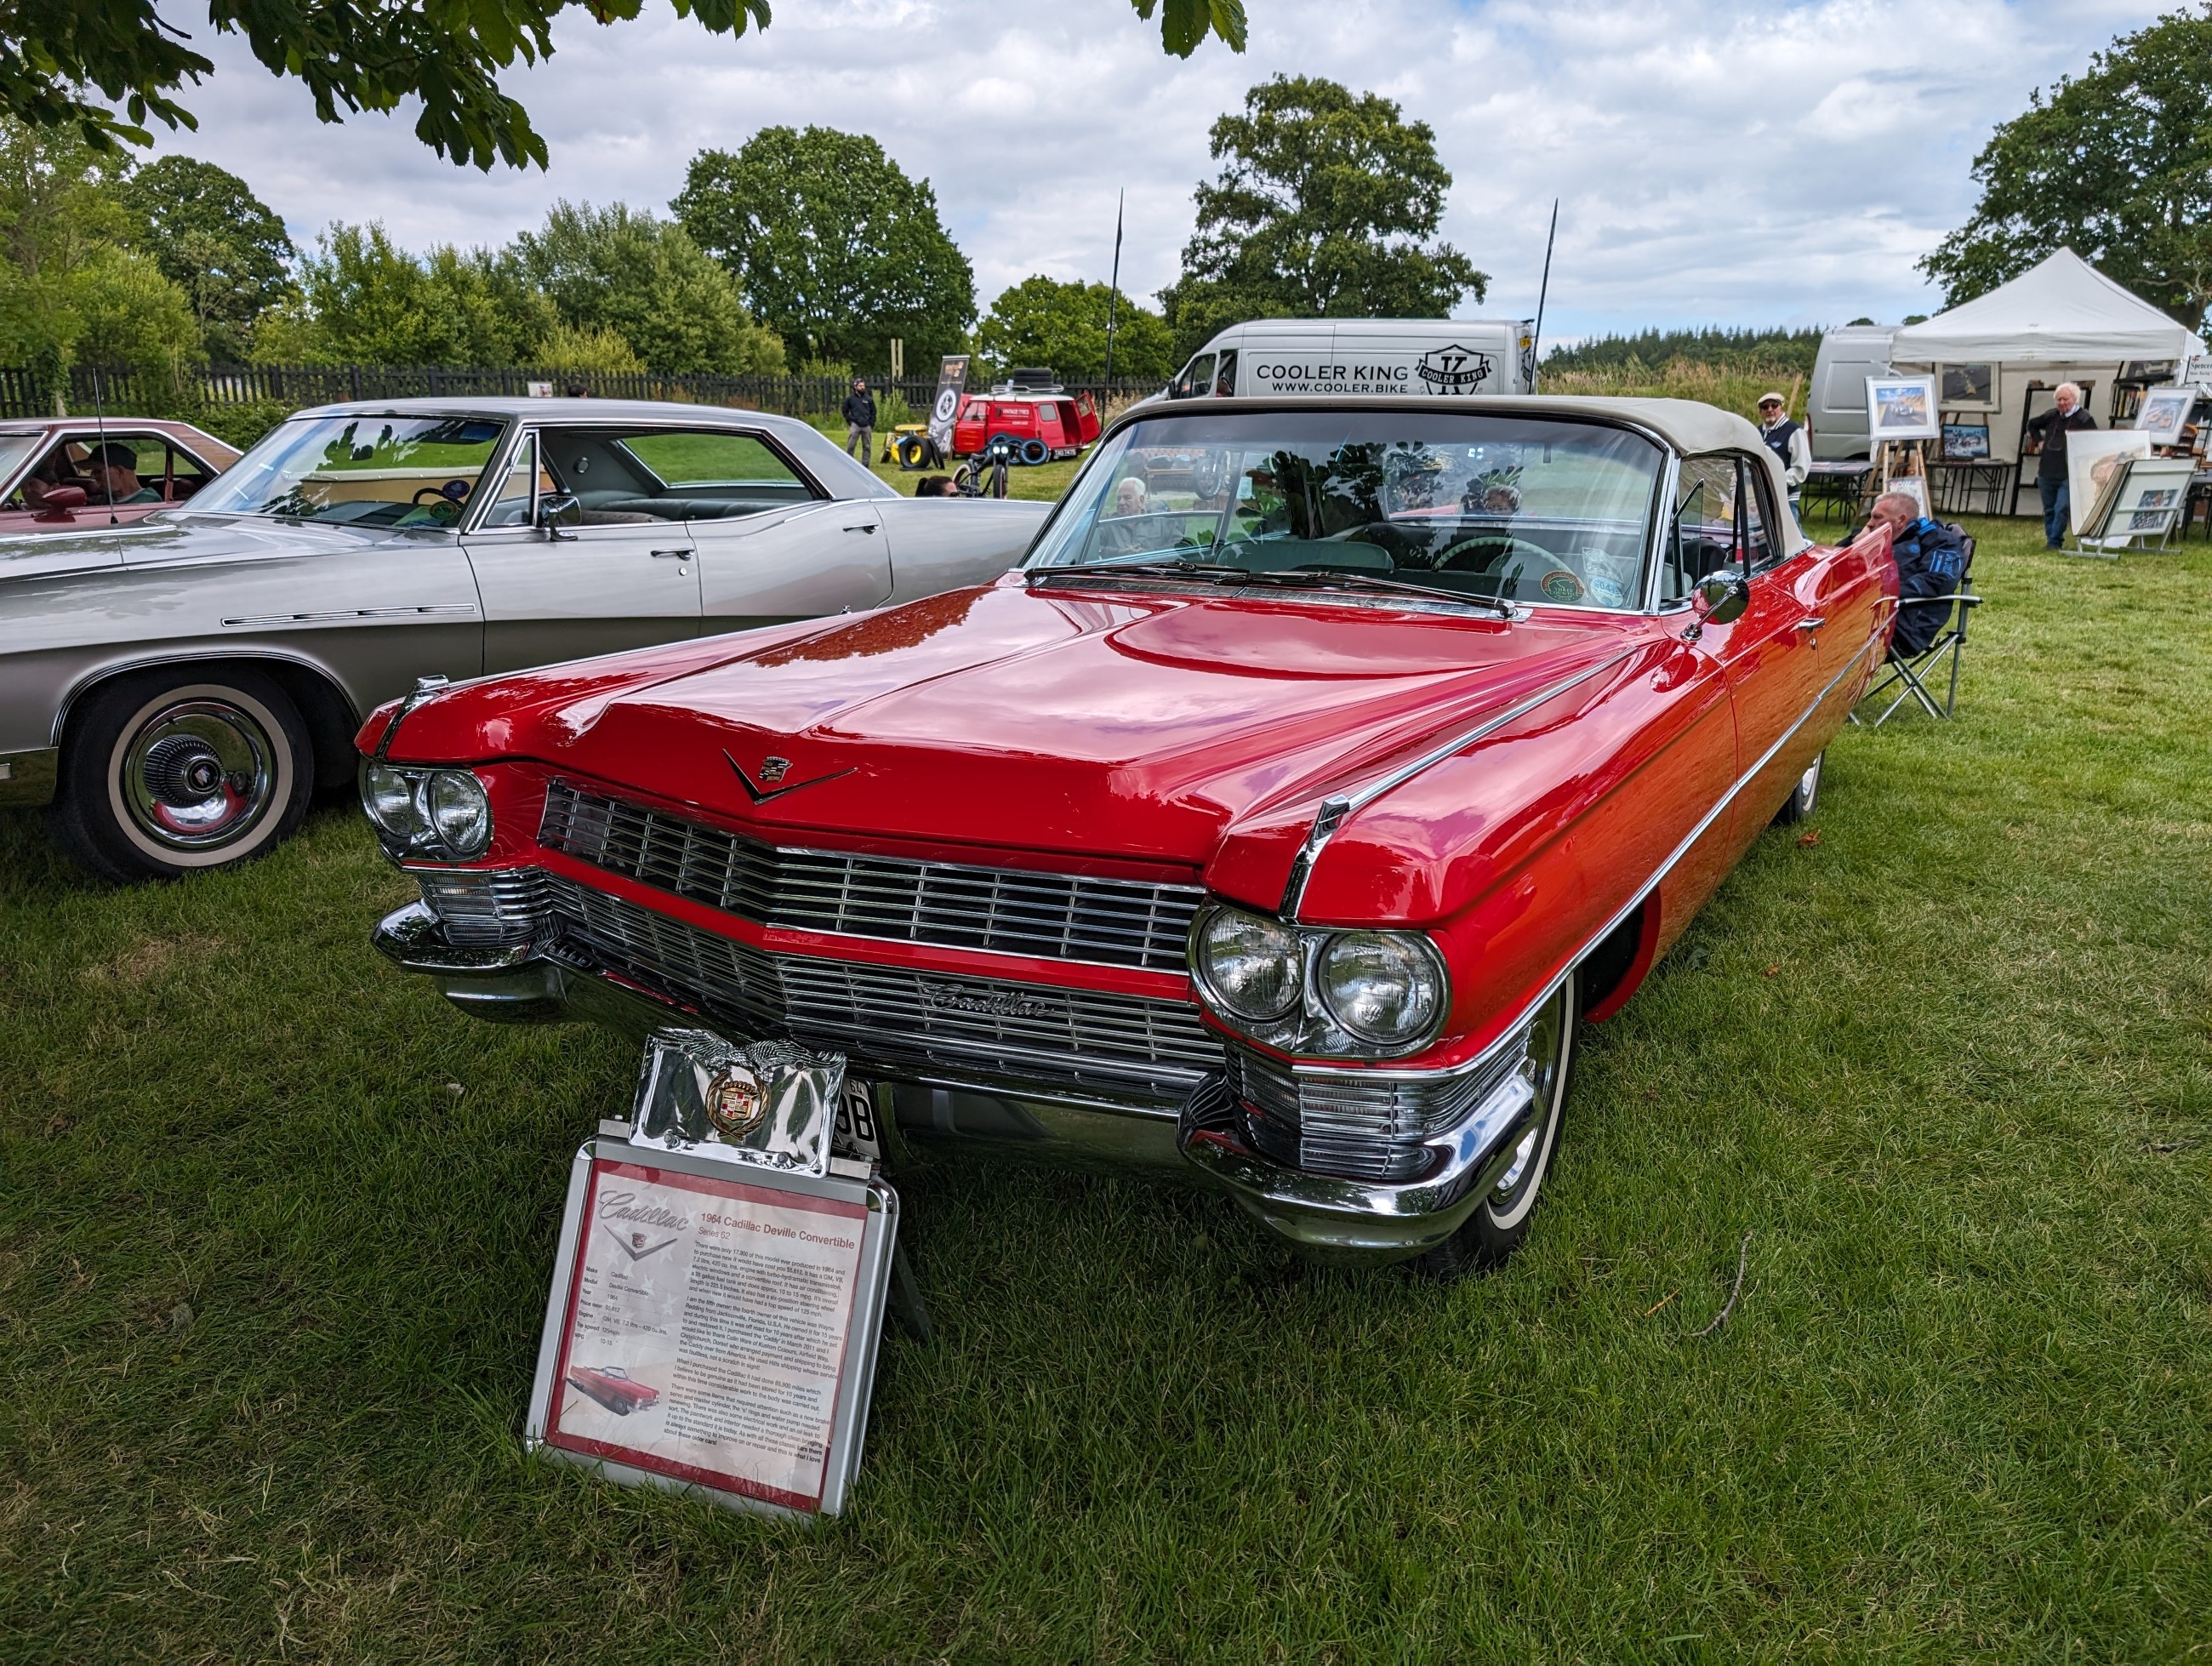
1029, 556, 1248, 581
1251, 567, 1519, 618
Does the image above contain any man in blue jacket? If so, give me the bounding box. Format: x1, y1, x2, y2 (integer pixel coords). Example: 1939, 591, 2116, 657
1860, 492, 1969, 656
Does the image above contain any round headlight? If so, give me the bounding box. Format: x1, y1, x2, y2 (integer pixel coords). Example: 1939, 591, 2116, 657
362, 763, 425, 839
425, 769, 493, 856
1195, 908, 1303, 1022
1316, 931, 1445, 1046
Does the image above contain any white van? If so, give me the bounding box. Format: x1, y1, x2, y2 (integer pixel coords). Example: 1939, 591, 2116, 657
1164, 317, 1536, 402
1808, 324, 1899, 460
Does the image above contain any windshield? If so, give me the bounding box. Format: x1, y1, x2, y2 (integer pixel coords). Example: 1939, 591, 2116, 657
1025, 411, 1667, 609
191, 414, 509, 528
0, 433, 42, 490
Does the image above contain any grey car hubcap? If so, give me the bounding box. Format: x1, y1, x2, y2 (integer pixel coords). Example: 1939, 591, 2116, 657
120, 699, 278, 851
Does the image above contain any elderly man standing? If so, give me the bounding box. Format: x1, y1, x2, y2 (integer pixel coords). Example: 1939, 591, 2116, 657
841, 376, 877, 462
2025, 382, 2095, 549
1756, 392, 1810, 515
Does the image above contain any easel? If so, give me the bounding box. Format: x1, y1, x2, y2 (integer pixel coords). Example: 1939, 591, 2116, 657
1874, 437, 1930, 519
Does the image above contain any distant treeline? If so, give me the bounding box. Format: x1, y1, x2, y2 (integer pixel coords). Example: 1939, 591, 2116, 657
1545, 328, 1825, 375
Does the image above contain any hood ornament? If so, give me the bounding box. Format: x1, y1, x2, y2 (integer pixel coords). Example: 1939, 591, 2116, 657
723, 750, 856, 805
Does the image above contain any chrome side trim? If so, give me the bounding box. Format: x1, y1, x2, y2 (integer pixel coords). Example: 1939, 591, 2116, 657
222, 604, 476, 629
1280, 650, 1637, 921
1333, 629, 1879, 1087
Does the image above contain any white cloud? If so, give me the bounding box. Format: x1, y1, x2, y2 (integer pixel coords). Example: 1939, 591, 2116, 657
152, 0, 2166, 342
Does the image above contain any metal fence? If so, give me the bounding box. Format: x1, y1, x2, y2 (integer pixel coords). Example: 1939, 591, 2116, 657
0, 364, 1166, 423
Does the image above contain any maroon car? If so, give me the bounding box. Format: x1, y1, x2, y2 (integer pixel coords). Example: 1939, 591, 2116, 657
0, 418, 239, 531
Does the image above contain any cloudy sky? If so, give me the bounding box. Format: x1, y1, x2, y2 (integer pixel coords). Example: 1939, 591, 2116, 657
151, 0, 2166, 342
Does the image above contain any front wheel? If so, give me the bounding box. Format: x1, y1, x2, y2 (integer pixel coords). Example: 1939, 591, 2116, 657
1408, 968, 1578, 1280
48, 668, 314, 882
1772, 750, 1823, 824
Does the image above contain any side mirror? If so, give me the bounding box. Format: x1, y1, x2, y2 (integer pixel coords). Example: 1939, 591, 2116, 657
32, 484, 87, 521
1694, 570, 1750, 628
537, 492, 582, 539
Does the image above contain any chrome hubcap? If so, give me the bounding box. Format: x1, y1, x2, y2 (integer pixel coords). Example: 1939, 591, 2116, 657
121, 699, 277, 850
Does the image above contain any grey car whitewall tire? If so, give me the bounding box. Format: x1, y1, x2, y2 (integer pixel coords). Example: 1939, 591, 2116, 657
49, 669, 313, 881
1773, 749, 1823, 825
1409, 967, 1578, 1281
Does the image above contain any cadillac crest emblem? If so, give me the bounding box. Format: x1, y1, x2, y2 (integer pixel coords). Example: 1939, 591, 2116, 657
758, 756, 791, 784
706, 1064, 767, 1139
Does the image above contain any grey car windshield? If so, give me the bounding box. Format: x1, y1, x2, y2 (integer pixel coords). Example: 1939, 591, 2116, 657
1025, 411, 1667, 609
191, 415, 509, 528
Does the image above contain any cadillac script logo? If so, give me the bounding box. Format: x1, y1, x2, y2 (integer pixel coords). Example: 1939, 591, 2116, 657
706, 1064, 767, 1140
920, 982, 1058, 1021
1417, 345, 1494, 395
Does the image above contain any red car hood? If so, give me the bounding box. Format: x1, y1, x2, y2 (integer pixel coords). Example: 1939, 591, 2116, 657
376, 576, 1645, 888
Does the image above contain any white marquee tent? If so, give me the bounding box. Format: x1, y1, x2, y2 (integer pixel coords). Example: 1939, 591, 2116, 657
1890, 248, 2206, 367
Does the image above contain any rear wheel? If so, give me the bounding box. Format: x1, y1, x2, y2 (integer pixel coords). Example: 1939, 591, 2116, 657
1408, 968, 1578, 1280
1772, 750, 1823, 824
48, 668, 313, 882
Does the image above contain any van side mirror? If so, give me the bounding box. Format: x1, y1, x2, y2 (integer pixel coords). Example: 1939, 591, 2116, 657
537, 492, 582, 539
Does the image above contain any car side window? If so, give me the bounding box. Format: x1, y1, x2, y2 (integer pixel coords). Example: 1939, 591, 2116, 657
516, 427, 822, 527
1172, 354, 1216, 400
1741, 454, 1782, 574
477, 434, 554, 528
1212, 350, 1238, 397
1660, 454, 1743, 603
4, 432, 209, 507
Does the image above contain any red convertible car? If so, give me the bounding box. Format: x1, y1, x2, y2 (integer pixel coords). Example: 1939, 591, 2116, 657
364, 397, 1896, 1275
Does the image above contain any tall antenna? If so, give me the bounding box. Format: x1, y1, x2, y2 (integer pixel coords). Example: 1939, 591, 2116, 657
1531, 198, 1559, 391
91, 367, 117, 524
1103, 189, 1126, 386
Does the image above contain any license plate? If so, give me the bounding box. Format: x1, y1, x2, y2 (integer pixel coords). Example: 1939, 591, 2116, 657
834, 1079, 882, 1163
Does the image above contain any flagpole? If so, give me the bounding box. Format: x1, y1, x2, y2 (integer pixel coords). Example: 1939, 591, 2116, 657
1103, 189, 1125, 387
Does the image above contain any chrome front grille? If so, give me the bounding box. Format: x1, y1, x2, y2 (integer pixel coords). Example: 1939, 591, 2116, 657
540, 780, 1201, 972
1227, 1038, 1528, 1182
539, 874, 1221, 1099
413, 868, 552, 946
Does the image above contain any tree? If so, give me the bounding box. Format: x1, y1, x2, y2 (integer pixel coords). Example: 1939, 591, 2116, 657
511, 201, 784, 375
976, 276, 1177, 381
115, 155, 295, 360
290, 224, 556, 366
673, 128, 975, 370
1160, 76, 1486, 359
1921, 6, 2212, 331
0, 0, 1246, 169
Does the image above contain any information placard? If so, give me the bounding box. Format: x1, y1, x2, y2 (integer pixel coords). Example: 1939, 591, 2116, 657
527, 1138, 896, 1518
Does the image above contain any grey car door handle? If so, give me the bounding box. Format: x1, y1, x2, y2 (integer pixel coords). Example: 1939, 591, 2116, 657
649, 548, 689, 559
841, 522, 878, 533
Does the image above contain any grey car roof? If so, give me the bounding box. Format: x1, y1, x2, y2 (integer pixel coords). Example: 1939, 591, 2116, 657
1102, 392, 1810, 551
281, 397, 895, 500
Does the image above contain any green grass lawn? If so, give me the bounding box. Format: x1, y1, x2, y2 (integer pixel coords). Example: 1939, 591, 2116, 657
3, 515, 2209, 1660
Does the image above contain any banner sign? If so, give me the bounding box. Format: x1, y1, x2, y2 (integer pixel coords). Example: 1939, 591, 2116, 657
927, 354, 971, 455
528, 1137, 898, 1518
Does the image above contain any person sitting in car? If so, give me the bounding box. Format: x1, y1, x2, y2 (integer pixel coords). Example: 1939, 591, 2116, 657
84, 442, 162, 505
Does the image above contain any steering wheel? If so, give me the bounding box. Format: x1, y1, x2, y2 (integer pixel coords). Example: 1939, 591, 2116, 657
410, 482, 469, 524
1437, 533, 1586, 602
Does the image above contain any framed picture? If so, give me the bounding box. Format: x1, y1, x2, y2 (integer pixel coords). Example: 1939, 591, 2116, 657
2065, 431, 2152, 534
1867, 375, 1939, 441
2079, 455, 2198, 545
2134, 387, 2196, 448
1939, 363, 1997, 407
1941, 421, 1991, 460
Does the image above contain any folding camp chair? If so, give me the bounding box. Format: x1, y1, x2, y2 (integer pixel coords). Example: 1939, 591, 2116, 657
1850, 527, 1981, 727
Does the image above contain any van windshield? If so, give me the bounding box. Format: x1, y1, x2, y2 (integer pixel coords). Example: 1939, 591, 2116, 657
1024, 409, 1666, 610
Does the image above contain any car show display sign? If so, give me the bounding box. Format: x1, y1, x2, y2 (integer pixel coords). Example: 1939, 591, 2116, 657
927, 355, 971, 458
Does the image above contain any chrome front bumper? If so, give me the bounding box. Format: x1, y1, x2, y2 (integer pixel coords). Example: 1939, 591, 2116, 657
373, 901, 1537, 1266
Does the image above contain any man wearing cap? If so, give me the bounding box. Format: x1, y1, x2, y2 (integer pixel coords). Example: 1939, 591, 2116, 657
85, 442, 161, 505
841, 377, 877, 462
1756, 393, 1810, 515
2024, 382, 2095, 549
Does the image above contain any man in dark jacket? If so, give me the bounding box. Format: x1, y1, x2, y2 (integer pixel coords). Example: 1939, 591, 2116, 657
841, 378, 877, 461
2025, 381, 2095, 548
1860, 492, 1968, 656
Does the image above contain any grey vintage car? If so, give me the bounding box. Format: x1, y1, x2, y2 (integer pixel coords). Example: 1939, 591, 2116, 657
0, 397, 1051, 881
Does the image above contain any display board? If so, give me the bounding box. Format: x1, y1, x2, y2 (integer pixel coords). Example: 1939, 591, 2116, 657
527, 1137, 897, 1519
926, 355, 971, 459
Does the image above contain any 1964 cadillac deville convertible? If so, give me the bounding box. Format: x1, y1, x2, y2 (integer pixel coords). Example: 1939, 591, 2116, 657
0, 397, 1046, 881
363, 397, 1896, 1273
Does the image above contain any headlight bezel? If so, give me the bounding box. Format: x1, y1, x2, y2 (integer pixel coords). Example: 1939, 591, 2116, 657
1188, 902, 1451, 1059
358, 762, 494, 860
1314, 928, 1448, 1047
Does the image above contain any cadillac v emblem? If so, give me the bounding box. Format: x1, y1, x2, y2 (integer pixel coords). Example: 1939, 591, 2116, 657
602, 1225, 677, 1261
723, 749, 857, 804
706, 1064, 767, 1140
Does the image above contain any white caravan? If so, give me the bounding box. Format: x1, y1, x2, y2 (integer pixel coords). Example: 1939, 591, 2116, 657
1165, 318, 1537, 401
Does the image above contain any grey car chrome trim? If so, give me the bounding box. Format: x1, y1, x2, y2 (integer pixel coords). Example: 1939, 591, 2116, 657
221, 604, 476, 629
1280, 649, 1637, 921
44, 644, 368, 749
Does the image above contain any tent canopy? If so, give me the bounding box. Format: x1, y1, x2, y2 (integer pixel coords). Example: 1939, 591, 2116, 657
1890, 248, 2207, 368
